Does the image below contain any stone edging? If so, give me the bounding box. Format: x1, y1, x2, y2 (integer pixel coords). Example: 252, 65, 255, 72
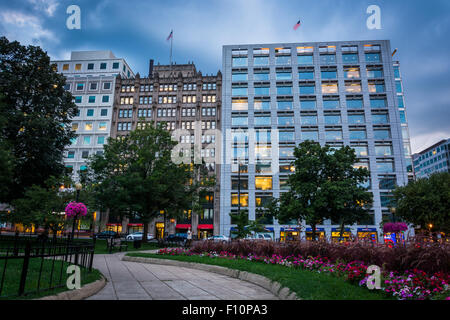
122, 255, 299, 300
36, 276, 106, 300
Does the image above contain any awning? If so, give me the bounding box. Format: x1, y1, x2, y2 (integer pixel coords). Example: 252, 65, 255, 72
127, 223, 143, 227
197, 224, 213, 230
264, 227, 274, 231
280, 227, 300, 231
106, 223, 121, 226
306, 228, 325, 232
357, 228, 377, 232
331, 228, 351, 232
176, 224, 191, 229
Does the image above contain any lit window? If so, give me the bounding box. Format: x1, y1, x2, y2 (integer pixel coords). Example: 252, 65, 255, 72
255, 176, 273, 190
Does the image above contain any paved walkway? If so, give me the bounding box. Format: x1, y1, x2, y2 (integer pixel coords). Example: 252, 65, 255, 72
87, 252, 278, 300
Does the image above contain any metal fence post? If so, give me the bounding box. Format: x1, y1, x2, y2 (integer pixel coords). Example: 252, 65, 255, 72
18, 241, 31, 296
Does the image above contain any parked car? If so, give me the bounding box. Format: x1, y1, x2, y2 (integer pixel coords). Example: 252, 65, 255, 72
246, 232, 274, 241
207, 235, 230, 242
95, 231, 117, 239
166, 233, 187, 243
126, 232, 154, 241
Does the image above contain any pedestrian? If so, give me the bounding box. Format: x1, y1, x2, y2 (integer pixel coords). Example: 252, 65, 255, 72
186, 228, 192, 248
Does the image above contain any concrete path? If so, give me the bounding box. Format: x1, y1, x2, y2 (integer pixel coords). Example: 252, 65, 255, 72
87, 252, 278, 300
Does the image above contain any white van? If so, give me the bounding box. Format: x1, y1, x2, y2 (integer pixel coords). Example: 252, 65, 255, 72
246, 232, 274, 241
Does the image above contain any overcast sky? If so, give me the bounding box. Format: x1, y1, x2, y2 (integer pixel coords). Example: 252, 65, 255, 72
1, 0, 449, 153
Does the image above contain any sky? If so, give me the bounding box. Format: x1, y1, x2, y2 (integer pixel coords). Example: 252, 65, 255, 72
0, 0, 449, 153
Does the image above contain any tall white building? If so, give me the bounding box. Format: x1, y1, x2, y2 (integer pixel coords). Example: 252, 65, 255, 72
220, 40, 413, 242
52, 51, 134, 180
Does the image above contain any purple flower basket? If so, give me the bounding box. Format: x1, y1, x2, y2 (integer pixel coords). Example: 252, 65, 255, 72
65, 201, 88, 218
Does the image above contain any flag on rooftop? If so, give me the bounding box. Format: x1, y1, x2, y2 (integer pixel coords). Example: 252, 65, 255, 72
167, 30, 173, 41
293, 20, 301, 30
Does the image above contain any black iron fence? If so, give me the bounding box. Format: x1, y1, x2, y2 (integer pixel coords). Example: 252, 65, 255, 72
0, 236, 95, 299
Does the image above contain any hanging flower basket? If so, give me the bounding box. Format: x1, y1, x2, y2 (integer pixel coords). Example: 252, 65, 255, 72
65, 201, 87, 218
383, 222, 408, 233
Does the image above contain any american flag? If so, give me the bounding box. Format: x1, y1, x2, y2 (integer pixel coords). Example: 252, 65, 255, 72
167, 30, 173, 41
293, 20, 301, 30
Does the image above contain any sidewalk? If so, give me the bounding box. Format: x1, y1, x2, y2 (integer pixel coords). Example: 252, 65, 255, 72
87, 252, 278, 300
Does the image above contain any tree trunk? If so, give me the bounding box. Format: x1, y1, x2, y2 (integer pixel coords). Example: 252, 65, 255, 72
339, 219, 345, 242
142, 220, 149, 243
311, 223, 317, 241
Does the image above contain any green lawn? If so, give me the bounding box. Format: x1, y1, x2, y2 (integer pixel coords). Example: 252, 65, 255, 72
0, 257, 102, 300
127, 252, 392, 300
93, 239, 178, 254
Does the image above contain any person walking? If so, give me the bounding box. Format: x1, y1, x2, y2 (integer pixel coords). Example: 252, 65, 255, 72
186, 228, 192, 248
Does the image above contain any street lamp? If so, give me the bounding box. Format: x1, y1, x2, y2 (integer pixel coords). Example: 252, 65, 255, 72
390, 207, 396, 223
71, 183, 82, 241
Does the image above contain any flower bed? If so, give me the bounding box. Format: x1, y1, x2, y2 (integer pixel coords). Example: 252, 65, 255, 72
156, 244, 450, 300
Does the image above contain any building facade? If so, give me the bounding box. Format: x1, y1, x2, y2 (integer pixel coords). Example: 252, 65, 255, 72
52, 51, 134, 181
413, 138, 450, 178
109, 62, 222, 239
220, 40, 412, 242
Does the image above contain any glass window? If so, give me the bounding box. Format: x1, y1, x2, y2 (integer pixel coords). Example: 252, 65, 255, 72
100, 63, 107, 69
232, 73, 248, 81
299, 71, 314, 79
349, 130, 367, 140
87, 63, 94, 70
277, 86, 292, 95
397, 96, 404, 108
302, 131, 318, 141
399, 111, 407, 123
255, 117, 271, 126
88, 96, 95, 103
402, 127, 409, 139
87, 109, 94, 116
320, 54, 336, 64
325, 130, 342, 140
299, 85, 315, 94
255, 146, 271, 159
102, 95, 109, 103
76, 83, 84, 90
323, 99, 340, 110
395, 81, 403, 93
256, 162, 271, 174
231, 116, 248, 126
377, 161, 394, 173
352, 145, 368, 157
279, 131, 295, 142
255, 86, 270, 95
97, 136, 105, 144
278, 116, 294, 126
372, 113, 389, 124
321, 71, 337, 79
365, 53, 381, 62
373, 129, 391, 140
379, 176, 396, 190
394, 66, 400, 78
370, 98, 386, 108
98, 122, 107, 131
342, 53, 358, 63
347, 98, 363, 109
232, 99, 248, 111
369, 83, 385, 93
255, 130, 271, 143
255, 176, 273, 190
375, 145, 393, 156
367, 68, 383, 78
276, 56, 291, 65
345, 82, 362, 93
254, 72, 269, 81
74, 96, 82, 103
103, 82, 111, 90
322, 83, 338, 94
67, 151, 75, 159
298, 55, 313, 65
324, 115, 341, 124
300, 100, 316, 110
276, 72, 292, 80
344, 67, 360, 79
254, 100, 270, 110
301, 115, 317, 125
83, 136, 91, 145
232, 87, 248, 96
277, 100, 293, 110
75, 64, 82, 71
232, 146, 248, 159
279, 146, 294, 157
254, 56, 269, 66
232, 57, 248, 67
112, 62, 119, 69
348, 114, 365, 124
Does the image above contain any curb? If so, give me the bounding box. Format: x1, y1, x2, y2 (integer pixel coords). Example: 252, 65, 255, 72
122, 255, 299, 300
36, 276, 106, 300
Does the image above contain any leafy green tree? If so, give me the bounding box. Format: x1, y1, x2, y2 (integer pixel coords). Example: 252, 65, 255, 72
88, 123, 191, 242
393, 172, 450, 235
229, 210, 250, 239
0, 37, 77, 203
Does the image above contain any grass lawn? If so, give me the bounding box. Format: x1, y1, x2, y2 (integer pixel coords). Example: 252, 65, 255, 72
127, 252, 392, 300
0, 257, 102, 300
93, 239, 178, 254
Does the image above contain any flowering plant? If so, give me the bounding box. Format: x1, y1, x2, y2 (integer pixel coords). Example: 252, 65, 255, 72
65, 201, 87, 218
383, 222, 408, 233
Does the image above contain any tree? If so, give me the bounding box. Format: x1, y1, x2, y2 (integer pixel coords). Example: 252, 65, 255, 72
0, 37, 78, 203
229, 210, 250, 239
393, 172, 450, 235
0, 95, 13, 199
88, 123, 192, 242
271, 141, 372, 241
324, 146, 373, 240
10, 176, 76, 239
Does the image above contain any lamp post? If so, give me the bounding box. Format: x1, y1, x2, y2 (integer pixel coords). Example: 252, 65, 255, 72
390, 207, 396, 223
71, 183, 82, 242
